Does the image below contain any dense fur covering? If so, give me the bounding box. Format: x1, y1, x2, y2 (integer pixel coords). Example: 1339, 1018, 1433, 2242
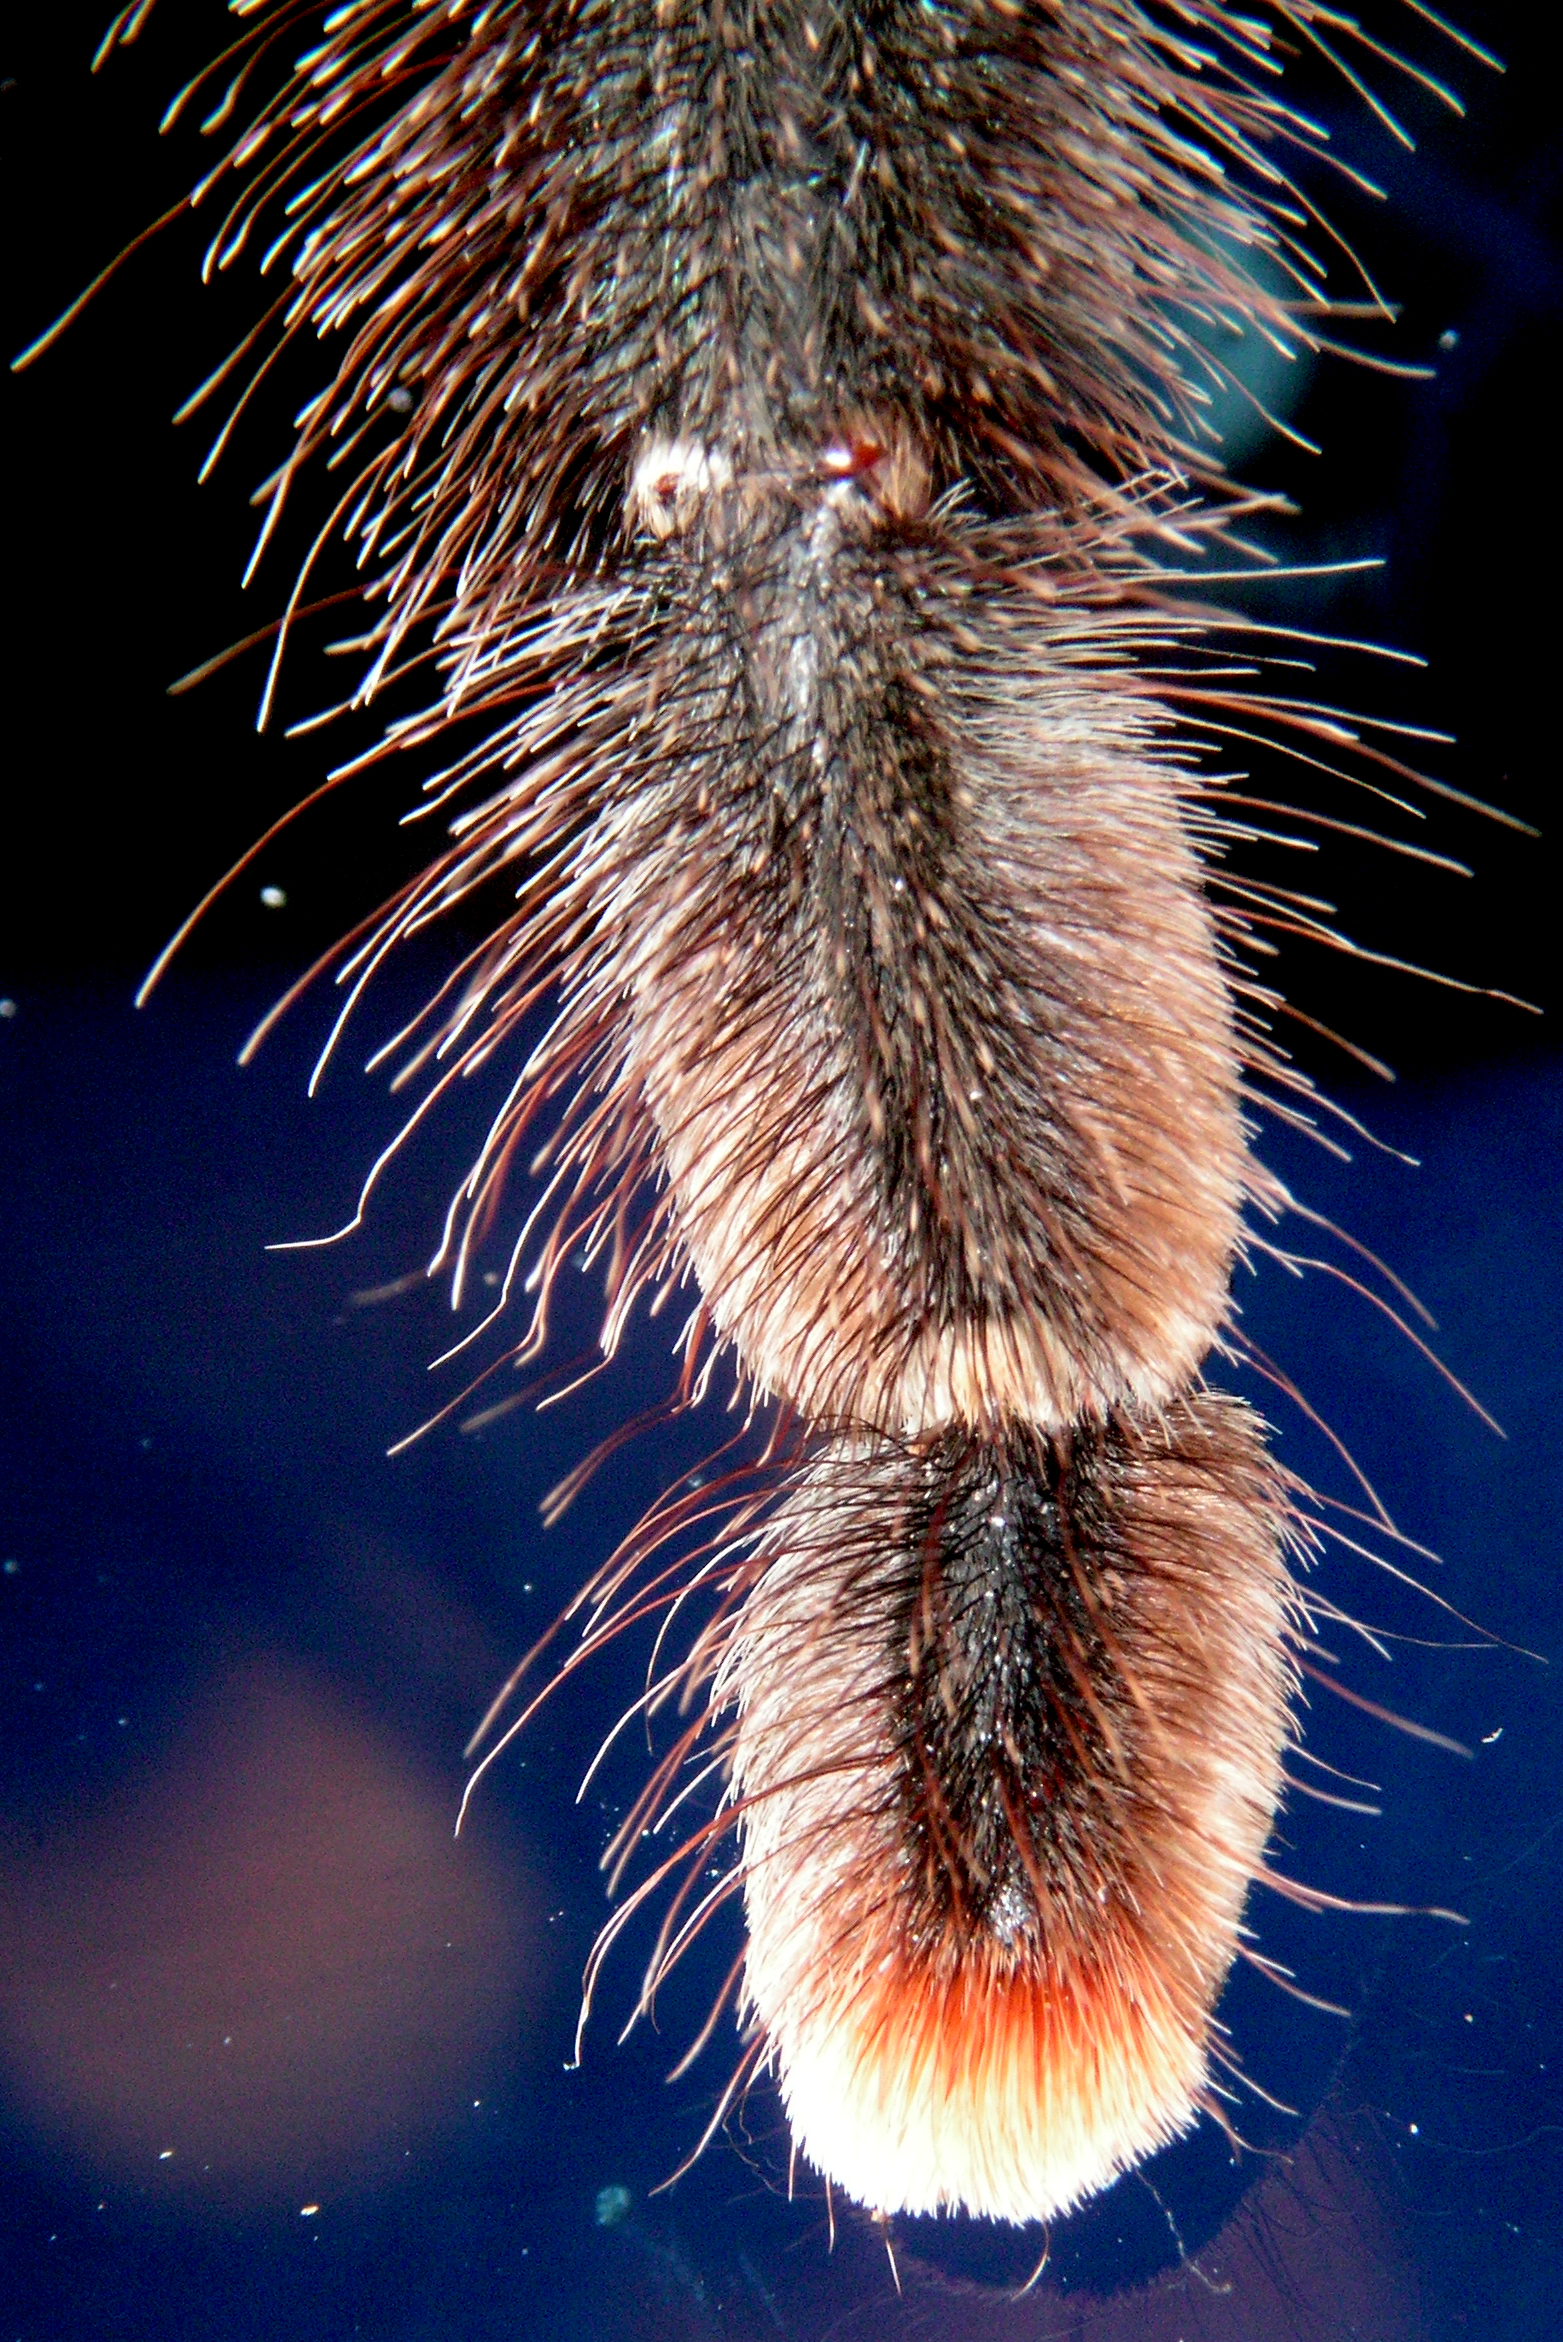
63, 0, 1473, 2230
147, 0, 1332, 1412
723, 1396, 1297, 2220
618, 506, 1252, 1431
176, 0, 1319, 657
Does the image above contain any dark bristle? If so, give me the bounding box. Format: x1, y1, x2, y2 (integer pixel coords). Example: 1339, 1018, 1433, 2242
896, 1427, 1122, 1950
40, 0, 1494, 2232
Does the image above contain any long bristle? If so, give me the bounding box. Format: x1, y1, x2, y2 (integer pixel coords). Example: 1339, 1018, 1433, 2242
42, 0, 1493, 2232
721, 1398, 1300, 2221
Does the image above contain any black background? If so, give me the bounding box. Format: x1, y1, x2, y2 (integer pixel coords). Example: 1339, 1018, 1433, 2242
5, 0, 1560, 1063
2, 7, 1560, 2340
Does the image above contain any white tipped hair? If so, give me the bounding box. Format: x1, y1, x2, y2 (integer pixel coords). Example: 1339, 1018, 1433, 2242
721, 1407, 1296, 2220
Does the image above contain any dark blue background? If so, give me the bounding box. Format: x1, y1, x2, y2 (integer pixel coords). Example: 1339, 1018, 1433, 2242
4, 3, 1560, 2335
1, 987, 1557, 2339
